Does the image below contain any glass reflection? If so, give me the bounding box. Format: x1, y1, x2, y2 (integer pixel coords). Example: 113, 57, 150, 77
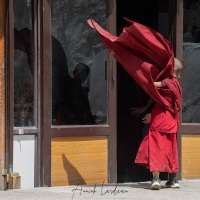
182, 44, 200, 123
182, 0, 200, 123
51, 0, 107, 125
183, 0, 200, 42
14, 0, 34, 127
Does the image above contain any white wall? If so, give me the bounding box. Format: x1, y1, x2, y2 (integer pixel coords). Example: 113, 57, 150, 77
13, 135, 35, 188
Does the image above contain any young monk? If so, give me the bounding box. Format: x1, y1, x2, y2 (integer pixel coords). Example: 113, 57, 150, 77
134, 58, 183, 190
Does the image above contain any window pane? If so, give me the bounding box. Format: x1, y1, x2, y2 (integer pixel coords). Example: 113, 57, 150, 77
14, 0, 35, 127
183, 0, 200, 43
182, 44, 200, 122
51, 1, 107, 125
182, 0, 200, 122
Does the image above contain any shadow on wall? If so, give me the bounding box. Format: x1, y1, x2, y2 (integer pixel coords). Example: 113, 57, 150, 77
62, 153, 86, 185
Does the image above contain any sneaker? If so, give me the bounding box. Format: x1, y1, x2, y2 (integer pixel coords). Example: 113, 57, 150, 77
151, 177, 161, 190
165, 178, 180, 189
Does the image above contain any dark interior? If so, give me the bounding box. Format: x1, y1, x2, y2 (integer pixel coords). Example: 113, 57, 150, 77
116, 0, 169, 182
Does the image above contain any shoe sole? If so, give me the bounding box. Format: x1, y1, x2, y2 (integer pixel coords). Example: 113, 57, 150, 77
151, 182, 161, 190
166, 183, 180, 189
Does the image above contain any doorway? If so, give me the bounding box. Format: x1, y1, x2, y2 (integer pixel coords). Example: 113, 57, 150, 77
116, 0, 169, 182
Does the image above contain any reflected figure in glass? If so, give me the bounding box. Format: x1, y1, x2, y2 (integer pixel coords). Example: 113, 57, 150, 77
55, 63, 96, 125
51, 0, 107, 126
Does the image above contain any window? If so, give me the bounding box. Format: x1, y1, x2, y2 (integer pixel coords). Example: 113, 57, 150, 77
14, 0, 36, 127
51, 1, 107, 125
182, 0, 200, 123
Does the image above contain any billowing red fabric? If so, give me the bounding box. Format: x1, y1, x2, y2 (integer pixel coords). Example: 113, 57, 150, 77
87, 18, 177, 114
87, 18, 182, 173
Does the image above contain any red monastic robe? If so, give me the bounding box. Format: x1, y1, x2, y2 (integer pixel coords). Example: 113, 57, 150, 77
87, 18, 182, 172
135, 77, 181, 172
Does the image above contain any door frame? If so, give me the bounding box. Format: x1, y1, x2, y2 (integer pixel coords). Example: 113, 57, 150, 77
41, 0, 117, 186
7, 0, 43, 187
169, 0, 183, 179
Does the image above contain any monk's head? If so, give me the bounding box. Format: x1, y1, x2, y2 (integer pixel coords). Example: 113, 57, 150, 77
174, 58, 183, 79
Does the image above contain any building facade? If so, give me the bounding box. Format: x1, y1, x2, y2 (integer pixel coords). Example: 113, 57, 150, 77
0, 0, 199, 190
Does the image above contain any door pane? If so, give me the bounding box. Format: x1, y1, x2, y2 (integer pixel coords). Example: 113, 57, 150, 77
51, 1, 107, 125
14, 0, 35, 127
182, 0, 200, 122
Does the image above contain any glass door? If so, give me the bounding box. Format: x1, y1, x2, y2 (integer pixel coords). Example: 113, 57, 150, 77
42, 0, 117, 186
